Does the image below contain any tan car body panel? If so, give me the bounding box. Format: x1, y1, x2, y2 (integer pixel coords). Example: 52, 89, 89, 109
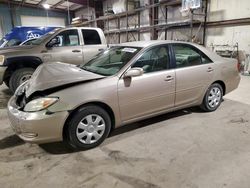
8, 41, 241, 144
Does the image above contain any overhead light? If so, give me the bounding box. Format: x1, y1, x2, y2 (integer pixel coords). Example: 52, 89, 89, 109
43, 3, 50, 9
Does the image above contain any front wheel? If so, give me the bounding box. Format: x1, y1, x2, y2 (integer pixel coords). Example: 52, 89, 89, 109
66, 105, 111, 150
9, 68, 35, 93
200, 83, 223, 112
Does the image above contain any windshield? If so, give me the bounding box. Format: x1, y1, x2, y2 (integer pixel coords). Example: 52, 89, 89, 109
80, 46, 142, 76
0, 38, 6, 46
29, 29, 58, 45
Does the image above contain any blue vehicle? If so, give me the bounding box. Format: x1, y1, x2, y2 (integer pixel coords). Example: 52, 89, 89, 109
0, 26, 59, 48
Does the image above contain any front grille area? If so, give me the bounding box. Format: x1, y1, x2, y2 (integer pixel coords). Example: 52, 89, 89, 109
16, 93, 27, 109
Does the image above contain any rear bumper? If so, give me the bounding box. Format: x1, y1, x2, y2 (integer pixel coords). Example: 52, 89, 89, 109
0, 66, 7, 85
7, 96, 69, 144
225, 74, 241, 94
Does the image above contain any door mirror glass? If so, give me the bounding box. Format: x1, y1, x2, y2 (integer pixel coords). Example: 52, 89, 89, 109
46, 37, 60, 48
124, 67, 143, 78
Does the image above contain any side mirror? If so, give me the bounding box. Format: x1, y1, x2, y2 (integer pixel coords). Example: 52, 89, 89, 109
124, 67, 143, 78
46, 37, 60, 48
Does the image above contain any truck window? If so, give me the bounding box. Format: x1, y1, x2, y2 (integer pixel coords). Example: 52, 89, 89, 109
54, 29, 79, 47
5, 39, 22, 47
82, 29, 101, 45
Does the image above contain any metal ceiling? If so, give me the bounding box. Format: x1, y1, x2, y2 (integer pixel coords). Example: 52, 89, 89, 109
0, 0, 92, 12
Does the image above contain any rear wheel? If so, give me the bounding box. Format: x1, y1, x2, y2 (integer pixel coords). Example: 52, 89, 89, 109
200, 83, 223, 112
66, 105, 111, 150
9, 68, 34, 93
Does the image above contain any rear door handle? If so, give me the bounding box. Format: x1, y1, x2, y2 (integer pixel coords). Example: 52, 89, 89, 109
98, 48, 105, 51
72, 49, 81, 53
207, 67, 214, 72
165, 75, 174, 81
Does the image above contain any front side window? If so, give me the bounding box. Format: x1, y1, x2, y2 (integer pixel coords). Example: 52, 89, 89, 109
54, 29, 79, 47
132, 45, 170, 73
173, 44, 212, 68
80, 46, 141, 76
82, 29, 101, 45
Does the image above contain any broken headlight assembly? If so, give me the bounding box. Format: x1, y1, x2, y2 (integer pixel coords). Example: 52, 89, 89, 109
24, 97, 59, 112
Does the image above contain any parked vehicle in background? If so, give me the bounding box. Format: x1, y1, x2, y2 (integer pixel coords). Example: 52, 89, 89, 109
0, 27, 107, 92
0, 26, 58, 48
8, 41, 240, 150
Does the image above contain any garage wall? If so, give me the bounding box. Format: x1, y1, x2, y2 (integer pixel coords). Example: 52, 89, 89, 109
0, 4, 13, 38
14, 6, 68, 26
21, 15, 65, 27
206, 0, 250, 52
0, 3, 68, 38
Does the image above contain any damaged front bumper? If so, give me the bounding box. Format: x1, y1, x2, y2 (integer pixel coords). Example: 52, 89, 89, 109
7, 96, 69, 144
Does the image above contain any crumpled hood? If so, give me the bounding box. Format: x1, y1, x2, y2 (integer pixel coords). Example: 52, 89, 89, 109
25, 62, 105, 97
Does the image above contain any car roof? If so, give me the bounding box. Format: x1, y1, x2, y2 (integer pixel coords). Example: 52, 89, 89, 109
119, 40, 194, 48
118, 40, 223, 62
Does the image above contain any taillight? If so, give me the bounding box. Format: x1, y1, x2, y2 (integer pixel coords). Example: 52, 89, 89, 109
236, 60, 241, 72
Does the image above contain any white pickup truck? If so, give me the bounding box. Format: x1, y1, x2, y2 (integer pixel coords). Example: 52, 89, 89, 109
0, 27, 107, 92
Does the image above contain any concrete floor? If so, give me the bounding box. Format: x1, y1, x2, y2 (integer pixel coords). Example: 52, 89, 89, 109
0, 76, 250, 188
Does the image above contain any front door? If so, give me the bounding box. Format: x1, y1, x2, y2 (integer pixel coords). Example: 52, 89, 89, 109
172, 44, 215, 106
118, 45, 176, 122
43, 29, 83, 65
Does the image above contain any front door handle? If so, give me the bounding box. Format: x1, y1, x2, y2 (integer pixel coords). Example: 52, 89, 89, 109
165, 75, 174, 81
207, 67, 214, 72
72, 49, 81, 53
98, 48, 105, 51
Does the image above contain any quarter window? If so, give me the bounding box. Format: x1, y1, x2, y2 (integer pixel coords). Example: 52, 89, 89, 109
173, 44, 212, 68
54, 29, 79, 47
82, 29, 101, 45
132, 46, 170, 73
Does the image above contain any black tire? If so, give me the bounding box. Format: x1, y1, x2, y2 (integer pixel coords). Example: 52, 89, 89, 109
4, 79, 10, 88
66, 105, 111, 150
200, 83, 223, 112
9, 68, 35, 93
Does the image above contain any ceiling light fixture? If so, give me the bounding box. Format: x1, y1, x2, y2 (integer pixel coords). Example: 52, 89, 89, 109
43, 3, 50, 9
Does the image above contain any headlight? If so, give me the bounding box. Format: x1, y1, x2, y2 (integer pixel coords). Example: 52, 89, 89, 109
24, 97, 59, 112
0, 55, 5, 65
14, 81, 28, 97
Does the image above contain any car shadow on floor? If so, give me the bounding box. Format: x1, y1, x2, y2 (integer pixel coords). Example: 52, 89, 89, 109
0, 134, 25, 149
39, 107, 201, 155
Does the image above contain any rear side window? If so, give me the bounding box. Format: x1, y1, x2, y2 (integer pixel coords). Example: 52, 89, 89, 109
82, 29, 101, 45
173, 44, 212, 68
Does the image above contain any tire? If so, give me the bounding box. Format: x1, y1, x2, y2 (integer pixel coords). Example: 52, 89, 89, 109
4, 79, 10, 88
66, 105, 111, 150
200, 83, 223, 112
9, 68, 35, 93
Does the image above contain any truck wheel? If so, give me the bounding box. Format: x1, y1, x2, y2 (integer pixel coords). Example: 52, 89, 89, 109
4, 79, 10, 87
9, 68, 34, 93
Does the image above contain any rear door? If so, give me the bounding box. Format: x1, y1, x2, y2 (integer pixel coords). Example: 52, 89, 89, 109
44, 29, 83, 65
171, 43, 214, 106
81, 29, 107, 63
118, 45, 176, 121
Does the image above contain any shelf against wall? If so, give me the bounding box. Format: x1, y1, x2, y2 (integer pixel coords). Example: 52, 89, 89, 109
72, 0, 208, 45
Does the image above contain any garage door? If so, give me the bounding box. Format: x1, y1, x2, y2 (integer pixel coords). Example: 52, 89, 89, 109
21, 15, 65, 27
